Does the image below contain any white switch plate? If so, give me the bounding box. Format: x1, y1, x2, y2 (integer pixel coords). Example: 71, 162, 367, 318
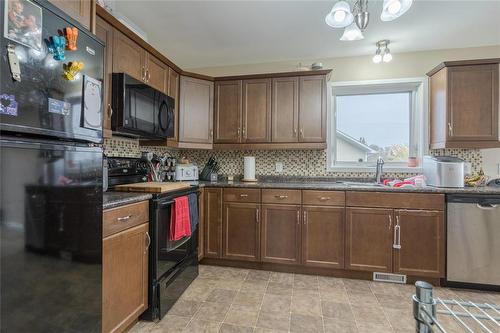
275, 162, 283, 173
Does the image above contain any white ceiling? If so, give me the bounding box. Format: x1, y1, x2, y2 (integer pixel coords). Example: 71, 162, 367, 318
113, 0, 500, 69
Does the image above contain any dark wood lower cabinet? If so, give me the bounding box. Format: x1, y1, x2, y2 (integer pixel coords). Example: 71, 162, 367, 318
222, 202, 260, 261
103, 223, 148, 333
204, 188, 223, 258
345, 207, 393, 273
261, 204, 301, 264
302, 206, 345, 269
393, 210, 445, 278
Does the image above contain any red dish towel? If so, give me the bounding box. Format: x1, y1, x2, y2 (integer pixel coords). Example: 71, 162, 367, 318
169, 196, 192, 241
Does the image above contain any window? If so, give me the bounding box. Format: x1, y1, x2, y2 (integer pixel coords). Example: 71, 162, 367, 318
328, 78, 428, 171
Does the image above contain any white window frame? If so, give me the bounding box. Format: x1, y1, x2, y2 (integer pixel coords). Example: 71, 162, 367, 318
327, 77, 428, 173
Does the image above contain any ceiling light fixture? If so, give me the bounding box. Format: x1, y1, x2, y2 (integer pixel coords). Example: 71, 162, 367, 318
325, 1, 354, 28
373, 40, 392, 63
381, 0, 413, 21
340, 23, 364, 41
325, 0, 413, 40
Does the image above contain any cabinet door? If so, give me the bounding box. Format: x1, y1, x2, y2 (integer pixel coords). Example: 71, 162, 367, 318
146, 54, 168, 93
302, 206, 345, 269
448, 64, 499, 142
167, 68, 180, 142
198, 189, 205, 261
242, 79, 271, 142
112, 30, 146, 82
393, 210, 445, 278
179, 76, 214, 144
103, 223, 149, 333
204, 188, 222, 258
272, 77, 299, 142
95, 15, 113, 137
261, 204, 301, 265
222, 202, 260, 261
345, 208, 393, 272
214, 80, 242, 143
49, 0, 92, 30
298, 75, 326, 142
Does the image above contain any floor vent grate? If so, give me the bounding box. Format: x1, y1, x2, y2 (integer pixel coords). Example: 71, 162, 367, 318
373, 272, 407, 284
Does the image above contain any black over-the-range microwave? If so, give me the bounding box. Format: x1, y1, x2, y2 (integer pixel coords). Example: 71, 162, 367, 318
112, 73, 175, 139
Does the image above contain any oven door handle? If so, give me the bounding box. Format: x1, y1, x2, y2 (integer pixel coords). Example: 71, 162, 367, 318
159, 200, 175, 208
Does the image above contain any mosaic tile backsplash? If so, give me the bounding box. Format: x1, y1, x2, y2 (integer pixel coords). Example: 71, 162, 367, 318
104, 137, 483, 179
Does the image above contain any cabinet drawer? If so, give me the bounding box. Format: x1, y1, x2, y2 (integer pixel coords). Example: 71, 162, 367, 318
223, 188, 261, 203
262, 189, 301, 204
346, 192, 444, 210
302, 190, 345, 206
103, 201, 149, 238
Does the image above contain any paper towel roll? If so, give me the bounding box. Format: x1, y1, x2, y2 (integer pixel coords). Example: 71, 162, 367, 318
244, 156, 256, 180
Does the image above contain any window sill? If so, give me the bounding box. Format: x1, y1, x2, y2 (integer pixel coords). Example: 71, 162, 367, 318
328, 166, 423, 174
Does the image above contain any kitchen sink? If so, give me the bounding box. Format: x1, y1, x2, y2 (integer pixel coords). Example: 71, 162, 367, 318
341, 181, 386, 187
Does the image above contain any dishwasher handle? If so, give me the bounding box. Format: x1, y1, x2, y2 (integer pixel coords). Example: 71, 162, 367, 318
476, 203, 498, 210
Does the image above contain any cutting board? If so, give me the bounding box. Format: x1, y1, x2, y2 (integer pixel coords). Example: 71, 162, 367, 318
114, 182, 192, 193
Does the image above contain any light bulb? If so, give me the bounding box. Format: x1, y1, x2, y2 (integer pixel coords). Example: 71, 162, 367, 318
383, 51, 393, 62
373, 54, 382, 63
387, 0, 402, 14
334, 10, 346, 22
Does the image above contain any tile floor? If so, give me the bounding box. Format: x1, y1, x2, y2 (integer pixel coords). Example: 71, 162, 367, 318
131, 265, 500, 333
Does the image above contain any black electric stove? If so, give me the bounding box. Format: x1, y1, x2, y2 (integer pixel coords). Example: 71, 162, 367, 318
107, 157, 199, 321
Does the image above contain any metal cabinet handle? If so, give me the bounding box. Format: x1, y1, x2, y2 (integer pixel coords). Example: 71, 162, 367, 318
146, 69, 151, 82
255, 209, 259, 223
293, 129, 297, 137
299, 129, 304, 138
145, 231, 151, 253
239, 194, 249, 198
448, 123, 453, 136
210, 129, 213, 138
476, 203, 498, 210
242, 127, 246, 138
393, 215, 401, 249
141, 67, 145, 81
107, 104, 113, 118
275, 195, 288, 199
388, 215, 392, 229
303, 211, 307, 225
296, 210, 300, 225
318, 196, 331, 201
117, 215, 131, 221
237, 128, 241, 137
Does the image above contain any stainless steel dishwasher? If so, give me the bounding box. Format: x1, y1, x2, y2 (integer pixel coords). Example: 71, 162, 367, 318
447, 194, 500, 289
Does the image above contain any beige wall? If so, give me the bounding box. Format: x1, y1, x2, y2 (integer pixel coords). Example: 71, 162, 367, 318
188, 45, 500, 81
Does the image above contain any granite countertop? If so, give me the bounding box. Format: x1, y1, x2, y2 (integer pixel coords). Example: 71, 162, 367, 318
196, 178, 500, 194
103, 191, 153, 210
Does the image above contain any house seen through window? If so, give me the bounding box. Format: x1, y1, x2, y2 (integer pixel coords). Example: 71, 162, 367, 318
329, 79, 427, 171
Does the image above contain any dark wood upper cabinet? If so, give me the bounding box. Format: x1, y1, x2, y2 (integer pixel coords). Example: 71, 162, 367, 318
428, 59, 500, 149
345, 207, 393, 273
261, 204, 301, 265
145, 54, 168, 94
393, 209, 445, 278
242, 79, 272, 142
95, 15, 113, 138
112, 30, 146, 82
103, 222, 148, 333
302, 206, 345, 269
49, 0, 94, 31
167, 68, 180, 142
178, 76, 214, 147
222, 202, 260, 261
204, 188, 222, 258
272, 77, 299, 142
214, 80, 242, 143
298, 75, 327, 143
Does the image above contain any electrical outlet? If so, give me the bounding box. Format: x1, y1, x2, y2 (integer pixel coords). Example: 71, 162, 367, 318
275, 162, 283, 173
464, 162, 472, 175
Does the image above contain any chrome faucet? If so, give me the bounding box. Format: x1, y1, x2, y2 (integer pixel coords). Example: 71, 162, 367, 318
375, 156, 384, 184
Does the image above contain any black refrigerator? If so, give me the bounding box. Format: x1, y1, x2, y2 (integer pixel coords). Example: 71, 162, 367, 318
0, 1, 104, 332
